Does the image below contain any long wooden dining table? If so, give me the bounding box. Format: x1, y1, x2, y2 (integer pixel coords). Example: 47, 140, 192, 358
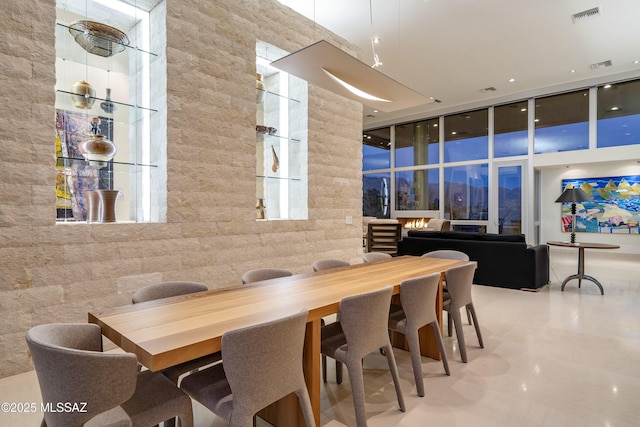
89, 255, 470, 426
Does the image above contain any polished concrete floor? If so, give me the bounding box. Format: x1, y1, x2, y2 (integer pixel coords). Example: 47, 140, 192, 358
2, 251, 639, 426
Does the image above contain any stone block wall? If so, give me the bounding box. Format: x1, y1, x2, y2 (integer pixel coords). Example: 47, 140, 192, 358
0, 0, 364, 378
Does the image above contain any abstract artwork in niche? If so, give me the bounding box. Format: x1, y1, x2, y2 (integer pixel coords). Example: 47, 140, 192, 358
560, 175, 640, 234
55, 109, 114, 221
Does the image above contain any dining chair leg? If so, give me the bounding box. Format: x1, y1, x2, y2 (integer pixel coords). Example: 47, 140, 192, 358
336, 360, 343, 385
346, 358, 368, 427
404, 329, 425, 397
447, 312, 453, 337
467, 303, 484, 348
451, 309, 468, 363
322, 354, 327, 383
383, 343, 406, 412
466, 306, 472, 325
430, 320, 450, 376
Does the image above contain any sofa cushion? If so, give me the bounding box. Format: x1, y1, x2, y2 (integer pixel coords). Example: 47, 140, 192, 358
407, 230, 477, 240
477, 233, 526, 243
406, 230, 525, 243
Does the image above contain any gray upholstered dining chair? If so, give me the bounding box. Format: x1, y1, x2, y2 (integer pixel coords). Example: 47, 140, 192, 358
312, 258, 350, 382
422, 249, 469, 261
312, 258, 350, 271
26, 323, 193, 427
443, 262, 484, 363
180, 310, 315, 427
422, 250, 473, 325
132, 281, 222, 386
321, 286, 406, 427
241, 267, 293, 284
388, 273, 450, 397
132, 280, 209, 304
362, 252, 392, 263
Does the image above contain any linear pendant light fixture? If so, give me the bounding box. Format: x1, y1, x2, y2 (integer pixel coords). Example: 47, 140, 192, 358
270, 40, 434, 112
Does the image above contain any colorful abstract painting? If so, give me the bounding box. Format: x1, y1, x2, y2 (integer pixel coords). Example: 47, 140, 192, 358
560, 175, 640, 234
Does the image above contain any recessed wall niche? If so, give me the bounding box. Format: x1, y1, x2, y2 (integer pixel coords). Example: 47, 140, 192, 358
54, 0, 166, 223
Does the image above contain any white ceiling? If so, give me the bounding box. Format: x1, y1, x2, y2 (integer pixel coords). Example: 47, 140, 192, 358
277, 0, 640, 129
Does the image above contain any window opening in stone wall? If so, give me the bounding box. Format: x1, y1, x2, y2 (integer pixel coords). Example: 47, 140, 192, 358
55, 0, 166, 223
256, 40, 308, 220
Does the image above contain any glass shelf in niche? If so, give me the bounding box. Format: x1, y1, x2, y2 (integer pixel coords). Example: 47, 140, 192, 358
55, 22, 158, 75
257, 87, 301, 104
56, 90, 157, 115
256, 175, 301, 181
255, 130, 301, 143
56, 156, 158, 169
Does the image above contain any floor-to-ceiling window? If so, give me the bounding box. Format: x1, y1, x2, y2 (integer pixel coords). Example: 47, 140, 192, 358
363, 127, 391, 218
597, 79, 640, 148
363, 77, 640, 235
534, 89, 589, 154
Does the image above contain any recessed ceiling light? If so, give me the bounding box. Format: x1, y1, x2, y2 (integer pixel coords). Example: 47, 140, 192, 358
604, 84, 612, 89
451, 131, 457, 135
634, 60, 640, 64
372, 37, 381, 44
508, 78, 516, 83
611, 106, 620, 111
520, 108, 527, 112
373, 109, 379, 113
534, 119, 540, 122
570, 69, 576, 73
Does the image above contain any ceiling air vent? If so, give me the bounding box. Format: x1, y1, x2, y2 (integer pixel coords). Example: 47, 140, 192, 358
572, 7, 600, 23
479, 87, 497, 93
590, 60, 613, 70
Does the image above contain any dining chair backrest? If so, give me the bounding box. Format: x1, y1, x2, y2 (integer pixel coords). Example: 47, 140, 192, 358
339, 286, 393, 360
132, 281, 220, 386
241, 268, 292, 284
26, 323, 138, 427
444, 262, 477, 310
422, 249, 470, 261
221, 309, 311, 421
312, 258, 350, 271
398, 273, 441, 329
132, 281, 208, 304
362, 252, 392, 263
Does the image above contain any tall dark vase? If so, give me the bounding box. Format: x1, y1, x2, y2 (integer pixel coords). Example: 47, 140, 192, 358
97, 189, 120, 222
84, 190, 100, 223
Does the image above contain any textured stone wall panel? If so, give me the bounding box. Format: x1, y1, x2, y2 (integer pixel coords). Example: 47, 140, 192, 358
0, 0, 363, 378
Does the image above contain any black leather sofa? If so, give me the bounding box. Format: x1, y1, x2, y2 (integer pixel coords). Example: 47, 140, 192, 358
397, 230, 549, 290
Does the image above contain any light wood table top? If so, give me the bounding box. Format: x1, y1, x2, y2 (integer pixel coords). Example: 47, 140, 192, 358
89, 255, 471, 426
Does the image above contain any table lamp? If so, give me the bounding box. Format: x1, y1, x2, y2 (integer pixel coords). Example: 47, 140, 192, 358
555, 186, 591, 243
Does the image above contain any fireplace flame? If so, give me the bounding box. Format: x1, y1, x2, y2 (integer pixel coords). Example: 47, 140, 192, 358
403, 218, 427, 229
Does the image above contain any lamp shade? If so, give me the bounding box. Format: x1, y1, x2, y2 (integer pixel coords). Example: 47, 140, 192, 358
555, 187, 591, 203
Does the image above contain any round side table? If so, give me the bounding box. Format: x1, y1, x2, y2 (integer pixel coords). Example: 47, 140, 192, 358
547, 241, 620, 295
